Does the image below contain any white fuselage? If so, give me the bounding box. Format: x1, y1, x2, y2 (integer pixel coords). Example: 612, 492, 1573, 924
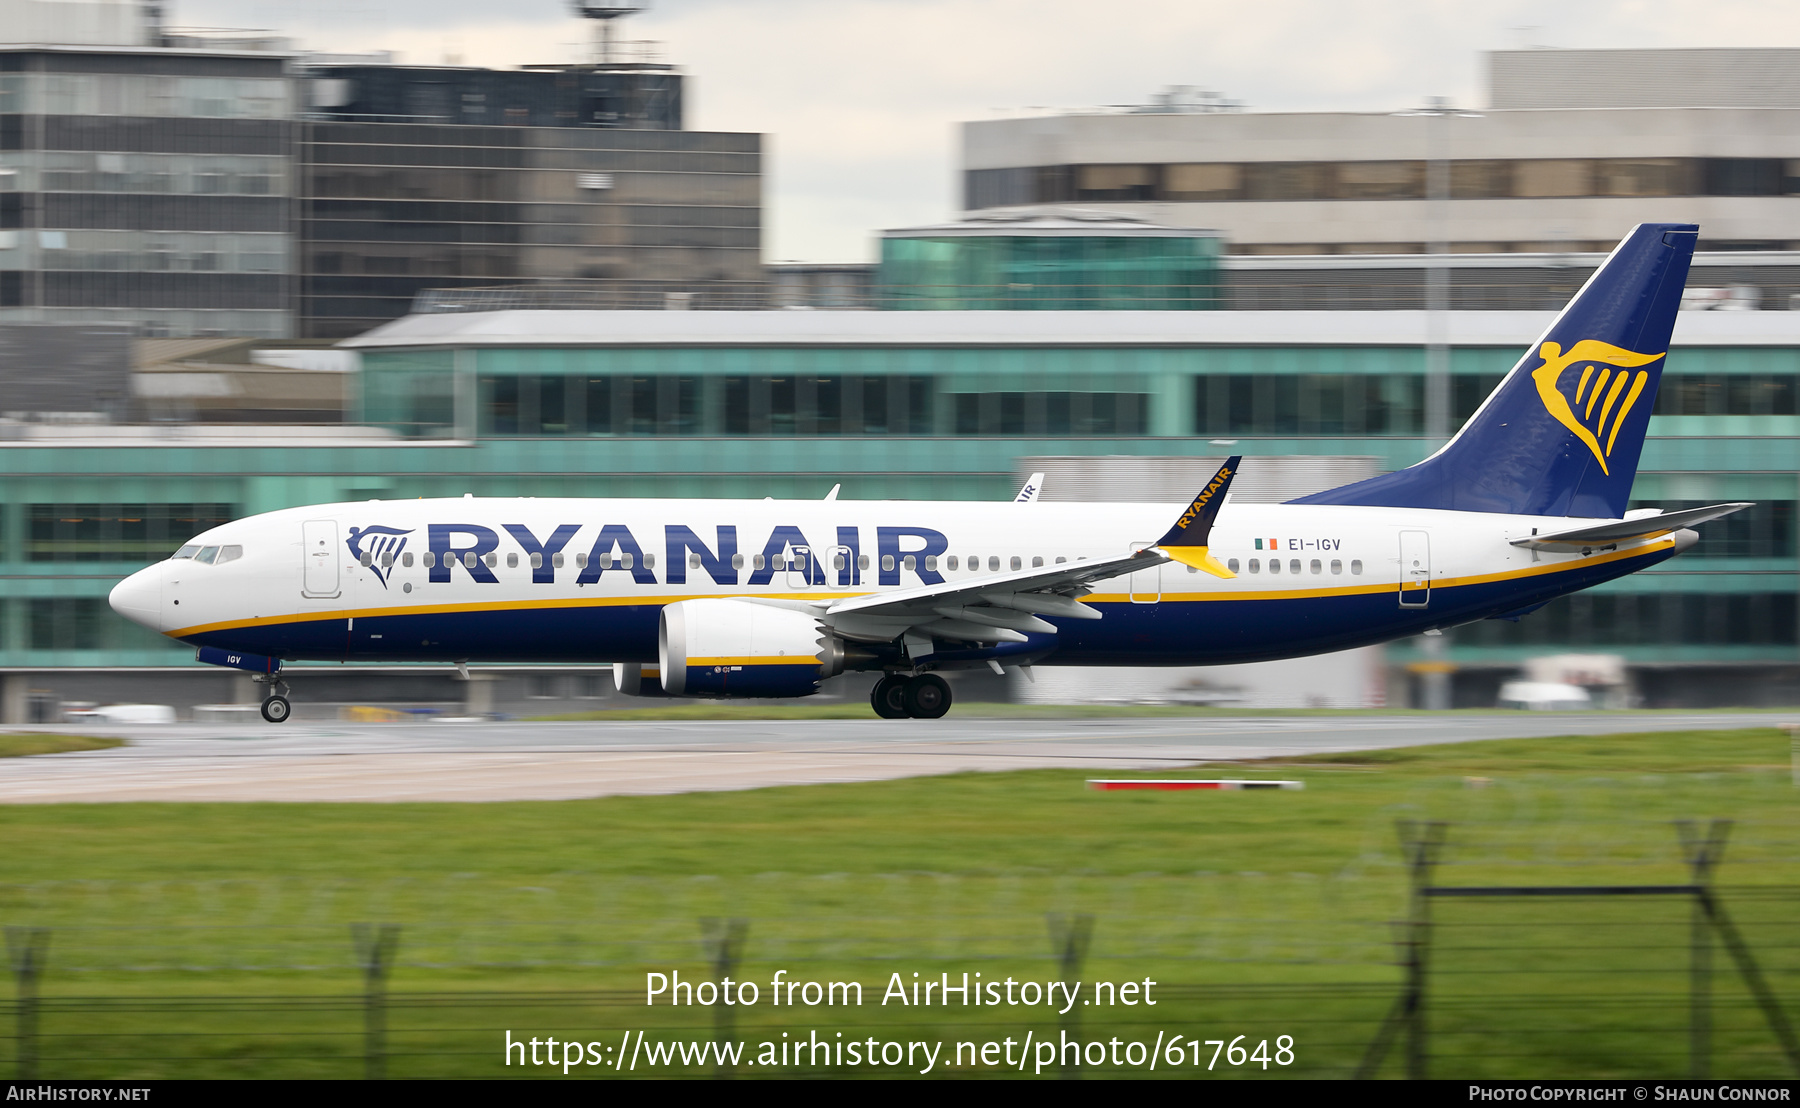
108, 496, 1679, 670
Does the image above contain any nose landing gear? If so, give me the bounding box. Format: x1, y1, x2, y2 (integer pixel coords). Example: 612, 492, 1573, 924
869, 673, 952, 719
253, 674, 293, 724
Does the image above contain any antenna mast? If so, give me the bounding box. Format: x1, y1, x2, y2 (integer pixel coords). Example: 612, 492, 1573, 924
570, 3, 649, 67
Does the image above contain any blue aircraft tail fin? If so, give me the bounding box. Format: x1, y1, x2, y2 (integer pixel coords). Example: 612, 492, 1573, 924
1292, 223, 1697, 518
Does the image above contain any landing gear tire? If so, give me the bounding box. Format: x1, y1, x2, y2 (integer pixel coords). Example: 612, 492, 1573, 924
260, 695, 291, 724
902, 674, 951, 719
871, 675, 911, 719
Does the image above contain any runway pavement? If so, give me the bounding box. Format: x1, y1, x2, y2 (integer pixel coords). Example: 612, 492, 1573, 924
0, 712, 1785, 804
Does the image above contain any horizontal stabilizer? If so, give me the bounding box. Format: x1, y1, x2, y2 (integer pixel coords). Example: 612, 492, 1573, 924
1510, 502, 1753, 552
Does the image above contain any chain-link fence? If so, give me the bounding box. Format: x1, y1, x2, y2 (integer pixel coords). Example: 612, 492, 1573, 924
5, 821, 1800, 1079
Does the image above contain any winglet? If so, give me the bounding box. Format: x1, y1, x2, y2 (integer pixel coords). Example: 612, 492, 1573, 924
1154, 456, 1241, 578
1014, 473, 1045, 503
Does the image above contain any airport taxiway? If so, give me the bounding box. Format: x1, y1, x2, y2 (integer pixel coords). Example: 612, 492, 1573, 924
0, 712, 1784, 803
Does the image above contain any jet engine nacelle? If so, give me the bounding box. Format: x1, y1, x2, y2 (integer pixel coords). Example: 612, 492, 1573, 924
658, 598, 846, 698
612, 662, 676, 698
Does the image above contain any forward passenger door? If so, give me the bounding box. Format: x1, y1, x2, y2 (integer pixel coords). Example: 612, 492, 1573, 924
302, 519, 340, 598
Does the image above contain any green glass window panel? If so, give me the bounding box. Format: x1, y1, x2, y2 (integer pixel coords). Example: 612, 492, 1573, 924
878, 233, 1221, 310
27, 597, 182, 655
1627, 500, 1793, 558
1655, 374, 1799, 416
28, 503, 236, 563
1193, 371, 1479, 435
1457, 592, 1797, 647
360, 349, 454, 437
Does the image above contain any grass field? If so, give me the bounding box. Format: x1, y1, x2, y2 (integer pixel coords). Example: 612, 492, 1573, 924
0, 733, 123, 758
2, 727, 1797, 1079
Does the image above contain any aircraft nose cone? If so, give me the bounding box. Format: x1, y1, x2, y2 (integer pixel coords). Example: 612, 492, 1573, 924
109, 564, 163, 630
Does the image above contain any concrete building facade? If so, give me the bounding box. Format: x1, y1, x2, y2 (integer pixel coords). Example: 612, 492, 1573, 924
961, 49, 1800, 256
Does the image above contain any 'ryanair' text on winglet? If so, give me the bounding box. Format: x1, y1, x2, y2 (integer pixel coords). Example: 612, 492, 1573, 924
1154, 456, 1241, 579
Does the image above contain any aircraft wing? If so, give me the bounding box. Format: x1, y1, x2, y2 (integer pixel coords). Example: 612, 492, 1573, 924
1509, 502, 1753, 552
820, 547, 1165, 643
818, 457, 1241, 646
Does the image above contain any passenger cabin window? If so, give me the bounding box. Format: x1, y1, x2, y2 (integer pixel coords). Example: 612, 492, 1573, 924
1268, 558, 1281, 574
1248, 559, 1260, 573
403, 552, 414, 567
1228, 558, 1240, 572
1351, 559, 1363, 575
948, 555, 959, 570
1330, 559, 1342, 574
1290, 559, 1302, 574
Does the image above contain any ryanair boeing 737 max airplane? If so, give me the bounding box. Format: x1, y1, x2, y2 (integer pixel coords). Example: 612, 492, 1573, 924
109, 223, 1748, 721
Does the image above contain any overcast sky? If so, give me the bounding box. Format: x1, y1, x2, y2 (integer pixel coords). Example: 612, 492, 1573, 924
177, 0, 1800, 262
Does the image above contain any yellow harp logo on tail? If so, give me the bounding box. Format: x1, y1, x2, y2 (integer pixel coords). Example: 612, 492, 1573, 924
1531, 340, 1665, 475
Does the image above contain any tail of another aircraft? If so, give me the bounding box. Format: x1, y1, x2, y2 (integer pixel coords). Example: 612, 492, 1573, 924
1293, 223, 1697, 518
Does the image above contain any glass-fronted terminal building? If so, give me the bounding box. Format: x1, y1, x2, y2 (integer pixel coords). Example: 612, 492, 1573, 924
1, 305, 1796, 717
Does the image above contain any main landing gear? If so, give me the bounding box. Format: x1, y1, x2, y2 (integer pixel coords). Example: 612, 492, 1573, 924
253, 674, 292, 724
870, 673, 951, 720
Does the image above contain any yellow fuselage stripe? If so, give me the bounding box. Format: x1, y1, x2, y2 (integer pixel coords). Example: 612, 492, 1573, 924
169, 539, 1673, 639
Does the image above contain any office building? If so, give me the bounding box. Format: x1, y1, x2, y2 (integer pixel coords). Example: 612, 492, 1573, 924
962, 49, 1800, 256
294, 59, 762, 338
0, 42, 295, 337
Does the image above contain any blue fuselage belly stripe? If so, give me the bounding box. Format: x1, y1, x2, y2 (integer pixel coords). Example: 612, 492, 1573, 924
184, 545, 1673, 666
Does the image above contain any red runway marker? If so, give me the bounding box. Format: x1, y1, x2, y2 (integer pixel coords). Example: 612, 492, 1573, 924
1087, 779, 1304, 791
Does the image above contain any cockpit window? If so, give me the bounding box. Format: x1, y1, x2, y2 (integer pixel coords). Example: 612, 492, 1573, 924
194, 546, 220, 565
171, 544, 200, 560
215, 545, 243, 564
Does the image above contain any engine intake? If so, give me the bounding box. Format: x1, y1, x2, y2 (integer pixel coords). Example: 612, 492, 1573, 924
612, 662, 676, 698
659, 598, 847, 698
